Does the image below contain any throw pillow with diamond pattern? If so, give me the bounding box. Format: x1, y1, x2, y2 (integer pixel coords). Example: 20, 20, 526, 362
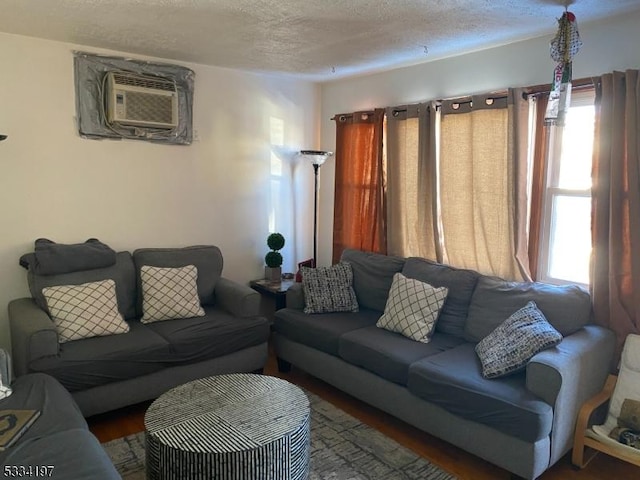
376, 273, 448, 343
140, 265, 205, 323
475, 301, 563, 378
302, 262, 359, 314
42, 279, 130, 343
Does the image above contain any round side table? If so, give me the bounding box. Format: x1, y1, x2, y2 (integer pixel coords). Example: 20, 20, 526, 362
144, 374, 310, 480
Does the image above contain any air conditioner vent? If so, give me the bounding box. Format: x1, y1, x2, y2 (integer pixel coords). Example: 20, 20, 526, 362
121, 91, 175, 124
111, 72, 175, 92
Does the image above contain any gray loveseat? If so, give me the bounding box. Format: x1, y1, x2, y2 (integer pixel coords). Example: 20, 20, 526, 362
273, 249, 615, 480
9, 244, 270, 417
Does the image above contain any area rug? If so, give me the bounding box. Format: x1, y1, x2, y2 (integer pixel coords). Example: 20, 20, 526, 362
102, 391, 456, 480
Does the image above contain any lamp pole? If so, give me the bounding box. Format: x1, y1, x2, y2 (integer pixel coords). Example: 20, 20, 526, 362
313, 163, 319, 267
299, 150, 333, 269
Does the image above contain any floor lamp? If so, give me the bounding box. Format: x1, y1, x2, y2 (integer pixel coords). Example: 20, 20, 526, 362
299, 150, 333, 268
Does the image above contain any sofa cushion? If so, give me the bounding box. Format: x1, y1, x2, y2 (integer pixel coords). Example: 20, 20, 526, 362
140, 265, 205, 323
376, 273, 448, 343
464, 276, 591, 342
42, 279, 130, 343
301, 262, 359, 314
20, 238, 117, 275
401, 257, 479, 338
339, 327, 465, 385
408, 343, 554, 443
273, 308, 381, 356
145, 305, 269, 363
29, 251, 137, 320
476, 301, 563, 378
340, 249, 405, 312
29, 321, 171, 392
133, 246, 223, 315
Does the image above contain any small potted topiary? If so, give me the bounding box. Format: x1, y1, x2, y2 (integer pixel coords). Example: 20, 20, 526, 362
264, 233, 285, 281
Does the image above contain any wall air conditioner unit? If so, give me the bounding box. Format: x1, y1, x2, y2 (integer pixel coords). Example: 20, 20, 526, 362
106, 72, 178, 129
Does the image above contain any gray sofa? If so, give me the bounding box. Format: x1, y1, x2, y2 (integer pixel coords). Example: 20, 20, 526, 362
0, 372, 119, 479
9, 244, 270, 417
273, 249, 615, 480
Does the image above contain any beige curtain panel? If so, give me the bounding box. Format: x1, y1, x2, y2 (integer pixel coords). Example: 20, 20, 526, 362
385, 103, 439, 260
439, 91, 531, 281
591, 69, 640, 362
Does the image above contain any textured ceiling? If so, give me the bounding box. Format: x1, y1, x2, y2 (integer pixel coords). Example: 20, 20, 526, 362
1, 0, 639, 81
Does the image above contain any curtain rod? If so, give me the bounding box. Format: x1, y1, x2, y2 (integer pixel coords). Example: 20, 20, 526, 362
331, 77, 597, 120
330, 111, 376, 121
524, 76, 595, 97
332, 91, 509, 119
391, 91, 509, 115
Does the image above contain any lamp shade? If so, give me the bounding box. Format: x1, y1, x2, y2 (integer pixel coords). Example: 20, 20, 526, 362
299, 150, 333, 166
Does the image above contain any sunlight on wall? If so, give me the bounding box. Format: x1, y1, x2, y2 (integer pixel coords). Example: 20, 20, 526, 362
269, 116, 296, 272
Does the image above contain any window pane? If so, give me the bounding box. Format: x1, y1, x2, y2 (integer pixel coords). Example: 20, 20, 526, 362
548, 195, 591, 284
557, 105, 594, 190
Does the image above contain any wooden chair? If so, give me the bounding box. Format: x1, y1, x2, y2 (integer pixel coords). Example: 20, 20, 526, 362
572, 334, 640, 469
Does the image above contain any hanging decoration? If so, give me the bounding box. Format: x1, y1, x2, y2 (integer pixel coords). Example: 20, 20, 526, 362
544, 9, 582, 126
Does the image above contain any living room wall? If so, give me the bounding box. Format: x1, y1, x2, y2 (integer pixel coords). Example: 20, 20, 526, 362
317, 10, 640, 267
0, 33, 320, 350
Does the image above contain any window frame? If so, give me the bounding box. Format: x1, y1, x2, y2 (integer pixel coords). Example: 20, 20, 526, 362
537, 89, 595, 287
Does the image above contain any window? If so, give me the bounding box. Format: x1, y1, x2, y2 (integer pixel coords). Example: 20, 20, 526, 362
538, 90, 595, 286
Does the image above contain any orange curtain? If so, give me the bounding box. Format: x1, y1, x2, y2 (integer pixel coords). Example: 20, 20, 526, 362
591, 70, 640, 361
332, 109, 386, 264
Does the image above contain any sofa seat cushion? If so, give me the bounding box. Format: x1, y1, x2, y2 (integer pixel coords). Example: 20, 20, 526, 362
29, 321, 172, 392
408, 343, 553, 443
274, 308, 381, 356
339, 328, 466, 385
146, 305, 269, 363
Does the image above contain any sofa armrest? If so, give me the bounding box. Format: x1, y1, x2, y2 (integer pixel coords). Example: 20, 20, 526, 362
526, 324, 615, 465
286, 283, 305, 310
8, 298, 59, 377
215, 277, 260, 317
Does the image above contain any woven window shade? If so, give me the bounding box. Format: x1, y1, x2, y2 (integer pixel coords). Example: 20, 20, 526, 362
439, 106, 523, 280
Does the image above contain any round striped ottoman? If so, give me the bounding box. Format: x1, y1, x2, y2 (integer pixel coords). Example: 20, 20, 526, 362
144, 374, 310, 480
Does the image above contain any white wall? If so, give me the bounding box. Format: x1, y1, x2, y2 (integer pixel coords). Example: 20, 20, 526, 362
318, 11, 640, 267
0, 33, 320, 350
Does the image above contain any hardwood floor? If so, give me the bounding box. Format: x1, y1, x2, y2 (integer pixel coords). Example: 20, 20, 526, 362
88, 349, 638, 480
